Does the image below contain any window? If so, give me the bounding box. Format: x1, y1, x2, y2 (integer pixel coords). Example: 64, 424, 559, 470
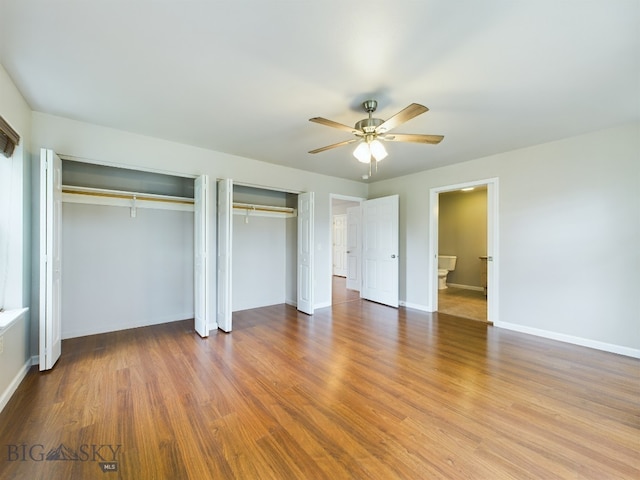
0, 115, 20, 158
0, 118, 22, 311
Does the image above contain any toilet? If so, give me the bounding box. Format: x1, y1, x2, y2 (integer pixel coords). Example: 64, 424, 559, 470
438, 255, 457, 290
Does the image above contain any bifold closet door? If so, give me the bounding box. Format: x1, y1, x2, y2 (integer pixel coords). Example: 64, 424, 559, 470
39, 148, 62, 371
194, 175, 210, 337
217, 178, 233, 332
297, 191, 314, 315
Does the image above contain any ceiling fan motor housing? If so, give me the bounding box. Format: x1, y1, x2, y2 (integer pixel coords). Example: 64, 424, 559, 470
357, 100, 384, 134
355, 117, 384, 134
362, 99, 378, 112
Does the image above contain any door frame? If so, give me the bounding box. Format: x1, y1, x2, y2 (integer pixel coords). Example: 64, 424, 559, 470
428, 177, 499, 323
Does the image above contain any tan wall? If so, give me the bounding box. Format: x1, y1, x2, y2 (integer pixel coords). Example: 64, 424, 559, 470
438, 188, 487, 288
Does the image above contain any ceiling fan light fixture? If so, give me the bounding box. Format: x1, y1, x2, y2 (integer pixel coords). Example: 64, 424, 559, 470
353, 141, 372, 163
370, 139, 387, 161
353, 138, 388, 164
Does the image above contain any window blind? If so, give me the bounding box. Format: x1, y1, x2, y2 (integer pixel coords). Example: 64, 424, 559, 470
0, 116, 20, 158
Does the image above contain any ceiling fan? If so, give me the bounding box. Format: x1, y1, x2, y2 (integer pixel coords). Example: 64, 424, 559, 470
308, 100, 444, 175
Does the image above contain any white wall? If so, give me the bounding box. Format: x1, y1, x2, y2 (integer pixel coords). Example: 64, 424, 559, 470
31, 112, 368, 348
0, 64, 33, 411
0, 310, 29, 412
369, 123, 640, 354
61, 203, 194, 338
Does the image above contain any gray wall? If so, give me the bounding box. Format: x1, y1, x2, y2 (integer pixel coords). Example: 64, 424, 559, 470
232, 185, 297, 311
439, 188, 487, 288
61, 202, 194, 338
232, 214, 288, 311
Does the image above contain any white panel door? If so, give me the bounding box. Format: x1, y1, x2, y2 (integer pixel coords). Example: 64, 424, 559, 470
297, 192, 314, 315
39, 149, 62, 370
346, 206, 362, 292
361, 195, 399, 308
217, 178, 233, 332
332, 214, 347, 277
194, 175, 210, 337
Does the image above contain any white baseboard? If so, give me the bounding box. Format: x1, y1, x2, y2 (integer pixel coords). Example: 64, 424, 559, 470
399, 301, 432, 312
31, 355, 39, 366
315, 301, 332, 310
447, 283, 484, 292
0, 359, 32, 414
494, 321, 640, 359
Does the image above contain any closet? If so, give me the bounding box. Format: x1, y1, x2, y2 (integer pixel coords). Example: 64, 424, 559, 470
230, 184, 298, 312
59, 159, 200, 339
216, 179, 314, 332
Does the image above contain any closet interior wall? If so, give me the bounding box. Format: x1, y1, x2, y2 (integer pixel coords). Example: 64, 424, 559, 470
231, 185, 297, 312
60, 160, 196, 338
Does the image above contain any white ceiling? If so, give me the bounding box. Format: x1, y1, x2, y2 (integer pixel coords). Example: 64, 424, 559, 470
1, 1, 638, 182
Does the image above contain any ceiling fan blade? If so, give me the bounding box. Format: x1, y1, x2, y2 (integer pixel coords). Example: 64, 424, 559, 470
309, 117, 357, 133
376, 103, 429, 133
383, 133, 444, 144
309, 138, 359, 154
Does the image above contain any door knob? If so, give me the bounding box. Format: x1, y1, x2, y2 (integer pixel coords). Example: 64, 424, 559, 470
391, 254, 397, 258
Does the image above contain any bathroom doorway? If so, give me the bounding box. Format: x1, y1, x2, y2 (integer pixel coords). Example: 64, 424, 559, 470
428, 178, 499, 323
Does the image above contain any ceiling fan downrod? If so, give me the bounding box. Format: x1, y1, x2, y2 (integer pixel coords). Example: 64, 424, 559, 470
355, 100, 384, 134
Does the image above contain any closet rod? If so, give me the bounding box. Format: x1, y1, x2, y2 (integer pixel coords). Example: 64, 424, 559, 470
232, 203, 295, 214
62, 186, 195, 205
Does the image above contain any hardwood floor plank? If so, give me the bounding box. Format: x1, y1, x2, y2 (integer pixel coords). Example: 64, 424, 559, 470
1, 300, 638, 479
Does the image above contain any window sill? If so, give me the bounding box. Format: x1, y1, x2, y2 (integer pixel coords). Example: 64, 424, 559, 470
0, 308, 28, 333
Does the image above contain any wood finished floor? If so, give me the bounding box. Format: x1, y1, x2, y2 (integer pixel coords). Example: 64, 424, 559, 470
1, 302, 639, 479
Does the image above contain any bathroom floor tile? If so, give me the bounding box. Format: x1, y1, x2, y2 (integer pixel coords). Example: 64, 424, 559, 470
438, 287, 487, 322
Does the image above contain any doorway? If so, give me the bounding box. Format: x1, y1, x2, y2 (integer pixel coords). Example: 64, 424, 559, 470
428, 178, 499, 323
330, 195, 362, 305
438, 186, 487, 321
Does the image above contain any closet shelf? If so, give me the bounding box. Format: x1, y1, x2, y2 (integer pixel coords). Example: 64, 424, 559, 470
233, 202, 296, 218
62, 185, 195, 212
